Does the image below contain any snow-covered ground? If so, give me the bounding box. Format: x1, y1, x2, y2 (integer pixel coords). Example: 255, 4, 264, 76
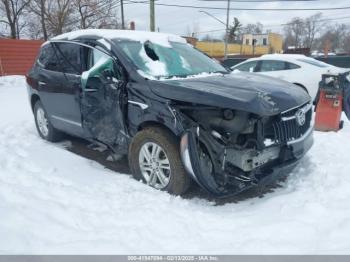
1, 75, 350, 254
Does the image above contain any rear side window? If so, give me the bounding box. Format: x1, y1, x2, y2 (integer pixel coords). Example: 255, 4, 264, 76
286, 62, 301, 70
37, 42, 83, 74
37, 44, 58, 70
260, 60, 286, 72
53, 43, 83, 74
235, 61, 258, 72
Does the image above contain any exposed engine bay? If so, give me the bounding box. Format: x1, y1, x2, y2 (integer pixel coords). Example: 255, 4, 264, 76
176, 101, 313, 196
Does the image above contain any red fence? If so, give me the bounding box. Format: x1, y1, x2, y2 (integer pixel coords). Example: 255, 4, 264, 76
0, 39, 44, 76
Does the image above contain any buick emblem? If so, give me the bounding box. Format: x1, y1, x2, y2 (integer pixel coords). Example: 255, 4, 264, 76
295, 109, 306, 126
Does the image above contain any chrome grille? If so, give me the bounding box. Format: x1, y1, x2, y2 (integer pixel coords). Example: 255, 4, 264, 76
266, 102, 312, 144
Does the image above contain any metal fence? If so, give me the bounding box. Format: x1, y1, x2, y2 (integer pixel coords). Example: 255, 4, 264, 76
0, 39, 43, 76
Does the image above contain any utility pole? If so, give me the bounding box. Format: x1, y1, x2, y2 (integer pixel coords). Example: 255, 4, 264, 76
121, 0, 125, 29
150, 0, 155, 32
224, 0, 231, 59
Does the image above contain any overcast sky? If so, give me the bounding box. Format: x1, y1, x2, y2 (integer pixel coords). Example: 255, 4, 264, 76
123, 0, 350, 38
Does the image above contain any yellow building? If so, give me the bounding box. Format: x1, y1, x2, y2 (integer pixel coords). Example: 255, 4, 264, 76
195, 32, 283, 58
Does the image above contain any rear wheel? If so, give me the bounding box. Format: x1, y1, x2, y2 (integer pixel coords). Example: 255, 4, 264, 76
34, 100, 63, 142
128, 127, 191, 195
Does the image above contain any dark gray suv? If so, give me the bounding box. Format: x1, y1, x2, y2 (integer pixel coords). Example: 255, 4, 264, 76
26, 29, 313, 197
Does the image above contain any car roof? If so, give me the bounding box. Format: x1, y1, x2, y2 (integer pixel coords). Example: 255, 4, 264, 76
50, 29, 186, 47
232, 54, 330, 68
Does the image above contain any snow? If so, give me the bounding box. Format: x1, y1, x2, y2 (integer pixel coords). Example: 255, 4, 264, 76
161, 72, 224, 81
138, 46, 168, 77
2, 75, 350, 254
51, 29, 186, 48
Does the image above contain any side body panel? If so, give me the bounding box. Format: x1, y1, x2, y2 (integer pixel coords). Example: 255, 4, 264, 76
38, 69, 84, 136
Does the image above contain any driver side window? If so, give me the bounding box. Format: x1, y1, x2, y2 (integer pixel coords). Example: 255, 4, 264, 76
87, 48, 122, 80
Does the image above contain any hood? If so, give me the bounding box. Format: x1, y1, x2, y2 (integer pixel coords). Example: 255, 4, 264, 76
149, 72, 310, 116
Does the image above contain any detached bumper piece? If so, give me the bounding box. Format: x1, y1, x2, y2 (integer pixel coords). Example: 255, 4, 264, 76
180, 125, 313, 198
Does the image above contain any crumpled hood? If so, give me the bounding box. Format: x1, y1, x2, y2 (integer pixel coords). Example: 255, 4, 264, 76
150, 72, 311, 116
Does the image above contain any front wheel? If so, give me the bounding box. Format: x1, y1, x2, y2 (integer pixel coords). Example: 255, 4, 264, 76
128, 127, 191, 195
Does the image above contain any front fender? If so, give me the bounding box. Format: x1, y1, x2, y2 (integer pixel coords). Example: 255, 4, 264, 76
180, 130, 226, 196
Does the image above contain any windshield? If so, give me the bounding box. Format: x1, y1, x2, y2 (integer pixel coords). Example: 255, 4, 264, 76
113, 39, 227, 79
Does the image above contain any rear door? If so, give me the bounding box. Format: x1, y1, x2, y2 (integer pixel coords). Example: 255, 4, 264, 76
36, 42, 85, 136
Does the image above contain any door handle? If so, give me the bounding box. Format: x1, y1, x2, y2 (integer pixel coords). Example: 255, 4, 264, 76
38, 81, 47, 86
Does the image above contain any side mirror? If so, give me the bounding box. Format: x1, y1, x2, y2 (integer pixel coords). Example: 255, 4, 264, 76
86, 76, 103, 90
102, 69, 114, 78
81, 56, 114, 90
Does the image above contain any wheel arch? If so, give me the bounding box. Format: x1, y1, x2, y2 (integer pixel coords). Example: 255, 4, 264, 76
30, 94, 41, 112
137, 120, 182, 138
293, 83, 309, 94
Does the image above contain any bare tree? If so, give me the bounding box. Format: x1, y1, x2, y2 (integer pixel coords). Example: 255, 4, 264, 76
343, 33, 350, 53
227, 17, 242, 43
317, 24, 348, 53
283, 17, 305, 48
243, 22, 263, 34
28, 0, 48, 39
45, 0, 74, 36
73, 0, 117, 29
0, 0, 31, 38
303, 12, 323, 49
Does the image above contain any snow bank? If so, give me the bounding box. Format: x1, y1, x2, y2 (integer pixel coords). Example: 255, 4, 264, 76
1, 76, 350, 254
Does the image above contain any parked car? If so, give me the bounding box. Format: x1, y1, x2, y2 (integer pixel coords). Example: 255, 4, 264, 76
231, 54, 348, 99
26, 29, 313, 197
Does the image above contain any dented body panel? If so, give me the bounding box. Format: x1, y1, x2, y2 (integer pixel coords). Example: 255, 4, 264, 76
26, 31, 314, 197
151, 73, 310, 116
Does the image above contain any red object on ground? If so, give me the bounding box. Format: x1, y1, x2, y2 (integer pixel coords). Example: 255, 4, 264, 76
315, 78, 343, 131
0, 38, 44, 76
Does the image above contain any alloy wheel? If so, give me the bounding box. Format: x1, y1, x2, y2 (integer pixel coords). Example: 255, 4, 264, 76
138, 142, 171, 189
36, 107, 49, 137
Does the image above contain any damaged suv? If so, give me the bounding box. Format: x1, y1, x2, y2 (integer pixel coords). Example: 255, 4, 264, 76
26, 29, 313, 197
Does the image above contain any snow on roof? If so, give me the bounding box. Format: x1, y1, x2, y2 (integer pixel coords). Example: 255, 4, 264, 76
51, 29, 186, 47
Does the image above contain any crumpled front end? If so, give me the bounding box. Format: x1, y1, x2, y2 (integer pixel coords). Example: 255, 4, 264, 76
178, 102, 314, 197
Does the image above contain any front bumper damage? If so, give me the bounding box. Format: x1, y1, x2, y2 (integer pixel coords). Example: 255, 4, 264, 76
180, 125, 314, 197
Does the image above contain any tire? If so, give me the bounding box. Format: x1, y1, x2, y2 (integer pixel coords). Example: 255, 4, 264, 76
33, 100, 63, 142
128, 127, 191, 195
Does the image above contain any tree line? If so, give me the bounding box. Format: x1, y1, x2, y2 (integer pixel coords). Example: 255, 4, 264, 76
283, 13, 350, 53
0, 0, 121, 40
1, 3, 350, 54
199, 13, 350, 54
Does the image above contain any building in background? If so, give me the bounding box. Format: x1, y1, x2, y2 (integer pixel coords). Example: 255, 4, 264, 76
242, 33, 283, 54
194, 32, 283, 58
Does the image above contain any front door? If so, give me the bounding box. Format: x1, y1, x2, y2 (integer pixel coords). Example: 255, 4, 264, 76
80, 48, 128, 151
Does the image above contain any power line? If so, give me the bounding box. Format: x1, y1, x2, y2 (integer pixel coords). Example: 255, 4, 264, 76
196, 0, 318, 2
125, 1, 350, 11
193, 14, 350, 34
